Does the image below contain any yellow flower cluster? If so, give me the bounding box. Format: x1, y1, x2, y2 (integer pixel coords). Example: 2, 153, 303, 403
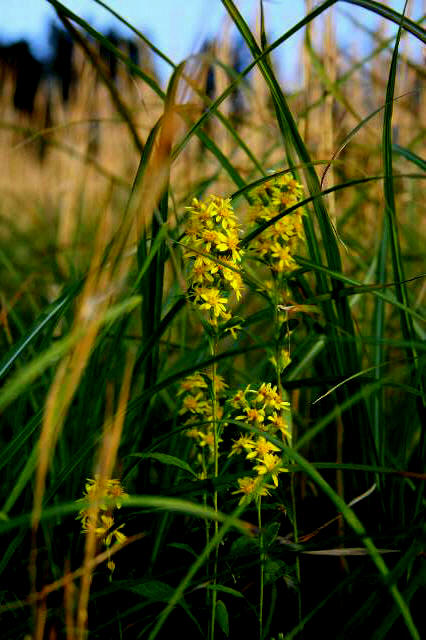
228, 382, 291, 504
182, 196, 244, 327
247, 173, 304, 274
178, 371, 227, 474
77, 475, 128, 572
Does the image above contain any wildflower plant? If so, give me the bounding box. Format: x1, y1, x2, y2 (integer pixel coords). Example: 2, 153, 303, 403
245, 172, 305, 388
77, 475, 128, 573
2, 3, 422, 638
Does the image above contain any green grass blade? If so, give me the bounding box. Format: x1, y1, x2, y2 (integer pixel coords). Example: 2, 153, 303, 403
297, 257, 425, 324
46, 0, 165, 98
381, 1, 425, 424
0, 495, 252, 536
372, 213, 389, 465
341, 0, 426, 43
0, 284, 78, 380
393, 143, 426, 171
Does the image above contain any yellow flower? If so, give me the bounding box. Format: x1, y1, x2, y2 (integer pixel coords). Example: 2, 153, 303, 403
245, 436, 280, 460
246, 173, 304, 275
191, 257, 216, 285
94, 514, 114, 541
178, 373, 208, 394
231, 388, 248, 409
198, 431, 222, 451
220, 258, 244, 300
225, 323, 242, 339
270, 243, 297, 273
256, 383, 290, 411
80, 475, 128, 511
202, 371, 228, 394
268, 412, 291, 441
269, 348, 291, 373
228, 434, 255, 457
211, 197, 236, 229
186, 427, 201, 439
253, 453, 286, 487
236, 406, 265, 425
216, 231, 244, 262
199, 288, 228, 319
232, 476, 272, 504
179, 392, 209, 415
201, 227, 221, 252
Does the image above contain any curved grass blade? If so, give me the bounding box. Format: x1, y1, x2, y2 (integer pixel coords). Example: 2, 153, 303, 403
0, 411, 42, 473
320, 91, 416, 189
168, 1, 338, 165
0, 495, 252, 536
147, 495, 254, 640
46, 0, 165, 98
0, 283, 79, 380
393, 143, 426, 172
342, 0, 426, 43
127, 342, 271, 422
380, 1, 425, 428
128, 453, 198, 478
297, 257, 425, 324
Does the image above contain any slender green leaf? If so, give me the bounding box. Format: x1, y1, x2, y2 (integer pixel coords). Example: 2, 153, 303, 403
128, 453, 197, 478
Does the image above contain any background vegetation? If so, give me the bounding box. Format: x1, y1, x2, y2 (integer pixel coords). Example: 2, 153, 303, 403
0, 1, 424, 638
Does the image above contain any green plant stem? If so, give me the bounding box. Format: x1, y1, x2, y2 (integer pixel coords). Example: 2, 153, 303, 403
291, 473, 302, 627
257, 497, 264, 640
210, 335, 219, 640
201, 450, 211, 613
275, 278, 302, 628
273, 282, 282, 397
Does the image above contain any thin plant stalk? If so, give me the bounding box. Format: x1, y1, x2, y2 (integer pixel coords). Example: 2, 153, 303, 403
274, 281, 302, 626
209, 335, 219, 640
257, 496, 264, 639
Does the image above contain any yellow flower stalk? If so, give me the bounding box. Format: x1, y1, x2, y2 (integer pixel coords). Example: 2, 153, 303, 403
182, 195, 244, 330
228, 382, 292, 499
178, 371, 227, 473
77, 475, 128, 574
246, 172, 305, 276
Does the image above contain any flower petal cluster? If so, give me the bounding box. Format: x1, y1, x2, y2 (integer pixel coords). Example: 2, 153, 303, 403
77, 475, 128, 573
247, 173, 304, 274
182, 196, 244, 327
179, 371, 227, 472
228, 382, 291, 503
